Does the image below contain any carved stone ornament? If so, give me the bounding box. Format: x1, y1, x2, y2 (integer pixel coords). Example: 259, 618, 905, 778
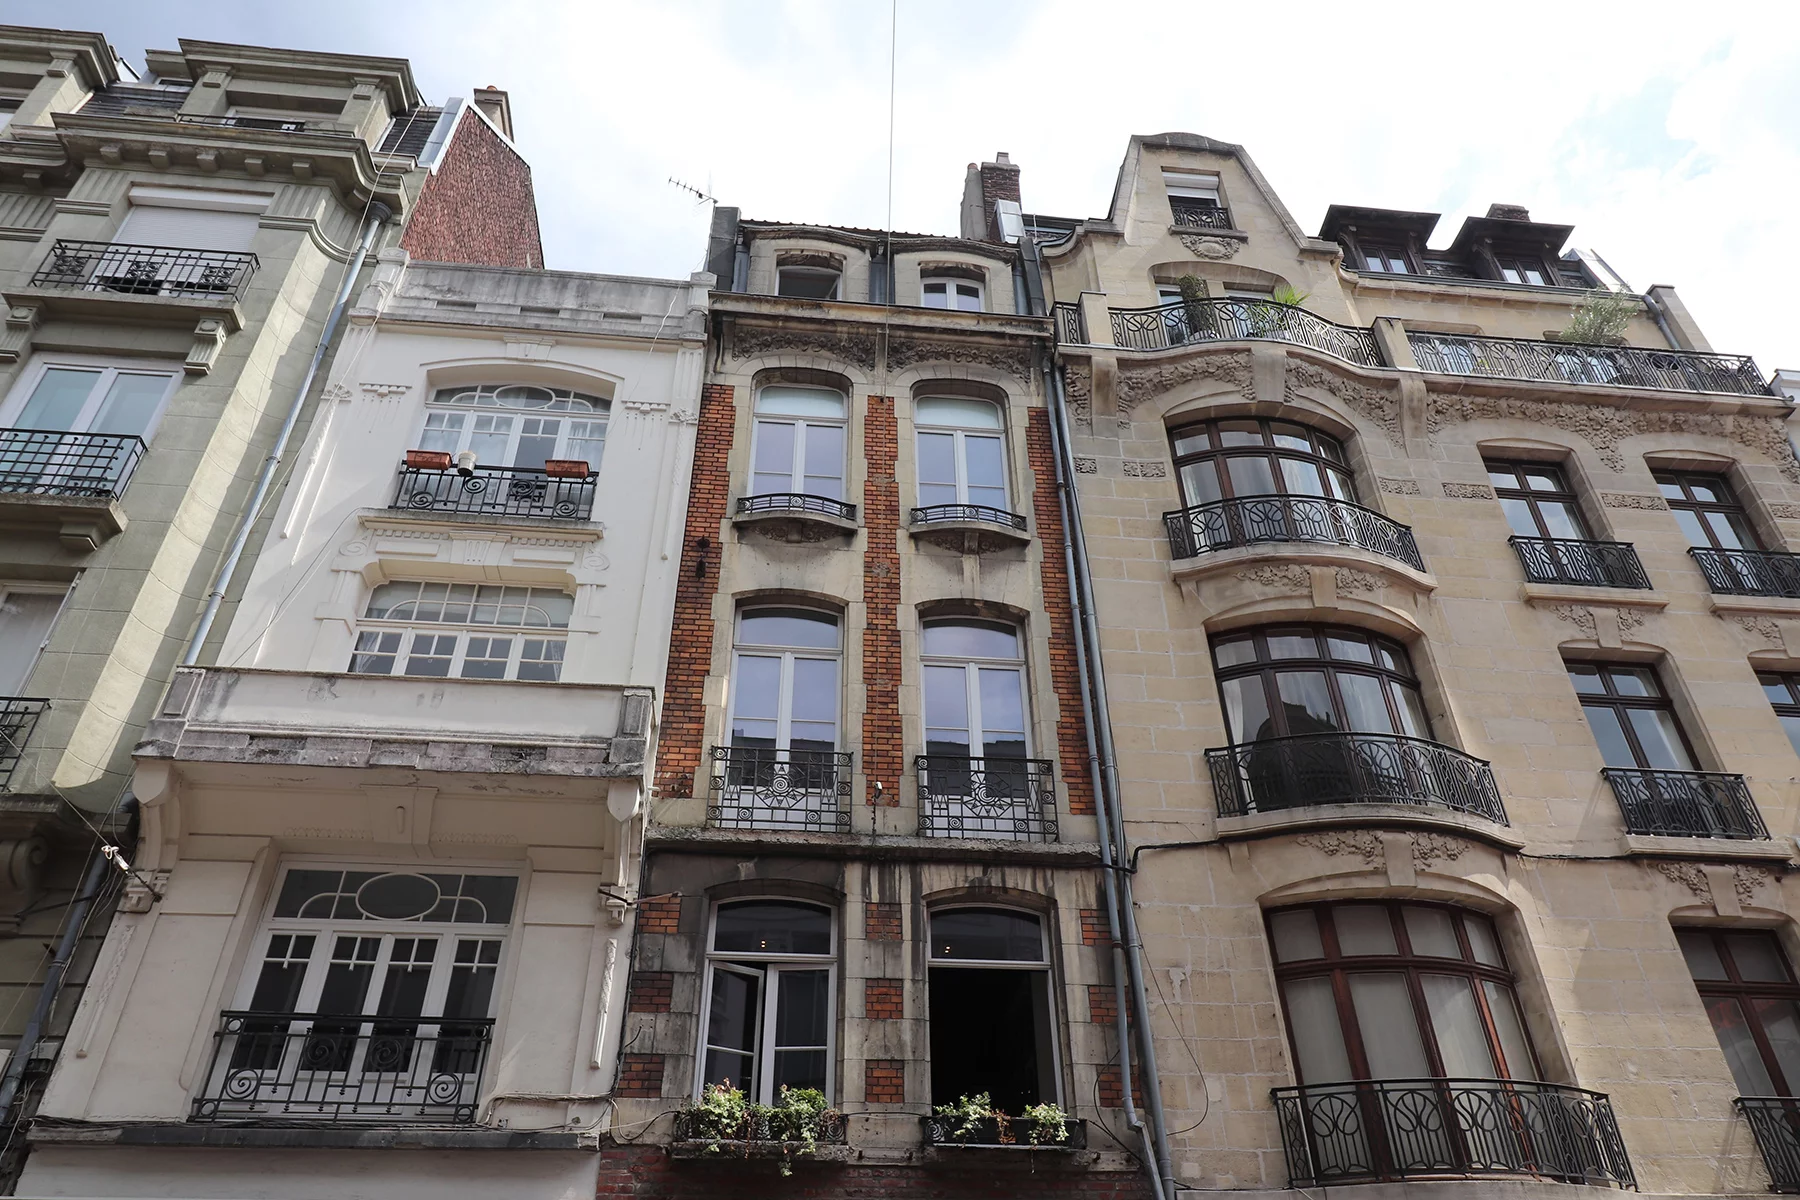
1117, 352, 1252, 415
732, 323, 878, 371
1379, 477, 1423, 496
1601, 492, 1668, 511
1063, 364, 1092, 423
1654, 860, 1710, 897
1770, 504, 1800, 520
1736, 865, 1773, 905
1285, 361, 1402, 443
887, 335, 1032, 383
1072, 456, 1098, 474
752, 518, 848, 545
1335, 568, 1382, 595
360, 382, 412, 399
1442, 482, 1495, 500
1411, 833, 1468, 870
1235, 564, 1310, 590
1547, 605, 1597, 637
1296, 830, 1383, 867
1729, 614, 1783, 646
1122, 459, 1168, 478
1178, 234, 1241, 260
322, 382, 354, 403
619, 397, 671, 415
1616, 608, 1646, 634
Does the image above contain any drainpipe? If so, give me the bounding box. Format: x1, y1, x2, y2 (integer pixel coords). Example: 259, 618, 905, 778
1640, 290, 1680, 351
181, 203, 392, 666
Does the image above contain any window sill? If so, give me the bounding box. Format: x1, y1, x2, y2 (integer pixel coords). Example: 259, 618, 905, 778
31, 1123, 590, 1151
907, 517, 1031, 553
1165, 224, 1249, 242
1708, 593, 1800, 621
1520, 581, 1668, 609
1620, 833, 1792, 863
357, 506, 605, 539
2, 283, 246, 332
1215, 802, 1525, 851
1167, 538, 1435, 595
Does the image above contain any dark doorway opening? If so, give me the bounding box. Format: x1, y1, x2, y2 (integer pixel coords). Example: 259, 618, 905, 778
928, 966, 1053, 1112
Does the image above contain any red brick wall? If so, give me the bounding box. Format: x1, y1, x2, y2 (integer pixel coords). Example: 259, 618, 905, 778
1088, 983, 1117, 1026
1028, 408, 1095, 817
1080, 908, 1109, 947
864, 1059, 905, 1104
615, 1054, 665, 1098
637, 893, 682, 934
861, 396, 901, 805
400, 108, 544, 269
628, 971, 672, 1013
865, 902, 902, 942
1098, 1064, 1146, 1110
865, 978, 903, 1019
654, 384, 737, 799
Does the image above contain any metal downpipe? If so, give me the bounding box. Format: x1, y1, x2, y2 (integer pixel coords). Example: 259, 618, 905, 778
181, 203, 392, 666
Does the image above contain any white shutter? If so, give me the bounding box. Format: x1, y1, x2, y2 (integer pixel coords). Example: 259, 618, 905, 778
114, 206, 260, 252
0, 591, 65, 695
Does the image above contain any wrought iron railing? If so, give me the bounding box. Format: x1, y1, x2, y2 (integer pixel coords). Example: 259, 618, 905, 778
1508, 536, 1650, 589
0, 698, 48, 791
1602, 767, 1767, 839
673, 1105, 848, 1144
1689, 547, 1800, 599
1051, 301, 1084, 345
30, 240, 259, 301
1273, 1077, 1634, 1189
916, 755, 1057, 841
910, 504, 1027, 531
0, 429, 146, 499
1163, 495, 1423, 570
392, 463, 595, 520
1170, 201, 1233, 230
922, 1114, 1089, 1148
1109, 299, 1383, 366
1207, 732, 1506, 824
190, 1009, 493, 1124
736, 493, 857, 522
707, 746, 852, 833
1737, 1098, 1800, 1192
173, 113, 356, 136
1409, 332, 1769, 396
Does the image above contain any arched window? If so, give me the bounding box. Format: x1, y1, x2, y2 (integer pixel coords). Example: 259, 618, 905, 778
916, 398, 1008, 514
350, 581, 572, 682
922, 619, 1027, 760
927, 907, 1056, 1113
729, 608, 841, 754
700, 899, 835, 1103
1171, 417, 1352, 508
417, 384, 609, 472
1211, 625, 1428, 745
751, 387, 846, 502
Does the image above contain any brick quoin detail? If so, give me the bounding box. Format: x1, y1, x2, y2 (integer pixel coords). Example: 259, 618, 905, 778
1097, 1063, 1147, 1110
627, 971, 672, 1013
653, 384, 736, 800
1080, 908, 1109, 947
615, 1054, 665, 1098
865, 902, 902, 941
1088, 983, 1117, 1026
865, 978, 903, 1019
865, 1059, 905, 1103
637, 893, 682, 935
861, 395, 902, 805
399, 108, 544, 269
1027, 408, 1095, 817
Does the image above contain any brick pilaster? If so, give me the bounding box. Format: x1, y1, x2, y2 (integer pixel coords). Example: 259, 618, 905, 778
1027, 408, 1095, 816
865, 1059, 905, 1103
627, 971, 673, 1013
616, 1053, 666, 1098
861, 395, 901, 804
865, 901, 902, 941
865, 978, 903, 1019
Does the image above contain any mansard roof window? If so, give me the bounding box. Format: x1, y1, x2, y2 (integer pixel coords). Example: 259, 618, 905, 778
777, 266, 841, 300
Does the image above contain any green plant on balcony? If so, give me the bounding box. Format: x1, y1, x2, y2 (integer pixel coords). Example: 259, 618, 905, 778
677, 1082, 837, 1175
1557, 289, 1636, 345
1022, 1101, 1073, 1145
932, 1092, 1071, 1146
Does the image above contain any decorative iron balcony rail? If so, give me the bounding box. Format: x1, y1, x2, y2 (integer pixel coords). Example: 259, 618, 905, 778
0, 429, 146, 499
1689, 547, 1800, 599
922, 1113, 1089, 1149
31, 240, 259, 301
1110, 299, 1383, 367
1170, 201, 1233, 230
1207, 732, 1506, 824
190, 1010, 493, 1125
1163, 495, 1423, 570
392, 463, 595, 520
1273, 1077, 1634, 1189
0, 698, 49, 791
172, 113, 357, 136
1602, 767, 1767, 839
1409, 332, 1769, 396
910, 503, 1027, 531
1508, 536, 1650, 589
916, 755, 1058, 841
707, 746, 852, 833
1736, 1098, 1800, 1193
672, 1105, 848, 1145
737, 492, 857, 522
1051, 301, 1084, 345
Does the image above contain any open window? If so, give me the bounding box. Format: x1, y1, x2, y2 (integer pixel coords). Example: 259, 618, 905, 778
927, 907, 1057, 1112
700, 899, 835, 1103
777, 265, 841, 300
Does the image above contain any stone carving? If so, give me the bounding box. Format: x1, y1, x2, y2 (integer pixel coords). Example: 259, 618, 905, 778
1334, 569, 1382, 595
1296, 830, 1383, 867
887, 335, 1032, 382
1729, 614, 1783, 646
1122, 460, 1168, 478
1117, 352, 1252, 414
1178, 234, 1241, 260
754, 518, 846, 544
1411, 833, 1468, 870
1379, 477, 1423, 496
360, 382, 411, 399
1654, 860, 1710, 897
1601, 492, 1668, 510
1616, 608, 1646, 634
1063, 364, 1091, 423
322, 382, 353, 403
619, 397, 671, 415
1547, 605, 1597, 637
1072, 456, 1098, 474
582, 552, 611, 571
1285, 362, 1402, 443
1235, 564, 1310, 590
1771, 504, 1800, 520
732, 323, 878, 370
1442, 482, 1495, 500
1736, 865, 1773, 905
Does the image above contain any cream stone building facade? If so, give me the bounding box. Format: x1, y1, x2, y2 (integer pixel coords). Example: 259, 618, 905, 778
1035, 132, 1800, 1197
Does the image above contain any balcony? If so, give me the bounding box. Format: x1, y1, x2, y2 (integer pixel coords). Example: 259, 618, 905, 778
1409, 332, 1769, 396
0, 430, 146, 548
1207, 733, 1506, 825
1602, 767, 1767, 839
1689, 547, 1800, 599
1509, 536, 1650, 590
190, 1010, 492, 1125
173, 113, 357, 137
911, 503, 1025, 531
392, 463, 595, 521
29, 239, 259, 302
670, 1105, 849, 1158
1164, 496, 1423, 570
1050, 302, 1084, 345
737, 493, 856, 523
909, 504, 1030, 552
1170, 199, 1233, 230
916, 755, 1058, 841
706, 746, 851, 833
0, 698, 48, 790
1735, 1097, 1800, 1192
1272, 1077, 1635, 1189
1109, 299, 1383, 367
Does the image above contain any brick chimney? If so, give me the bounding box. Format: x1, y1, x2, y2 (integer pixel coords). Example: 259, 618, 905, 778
1485, 203, 1530, 221
960, 152, 1021, 243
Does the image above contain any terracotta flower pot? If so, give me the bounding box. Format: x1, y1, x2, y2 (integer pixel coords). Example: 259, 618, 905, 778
404, 449, 453, 470
543, 459, 591, 479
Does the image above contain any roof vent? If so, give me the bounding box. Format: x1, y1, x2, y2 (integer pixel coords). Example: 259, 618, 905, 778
1485, 204, 1531, 221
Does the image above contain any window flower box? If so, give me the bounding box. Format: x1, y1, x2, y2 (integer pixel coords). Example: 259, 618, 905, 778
404, 449, 453, 471
542, 458, 591, 479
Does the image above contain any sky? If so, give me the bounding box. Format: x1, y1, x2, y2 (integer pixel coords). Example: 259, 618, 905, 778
19, 0, 1800, 372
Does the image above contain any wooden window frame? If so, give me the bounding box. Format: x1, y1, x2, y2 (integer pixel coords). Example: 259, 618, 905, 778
1169, 417, 1355, 509
1678, 927, 1800, 1096
1483, 459, 1594, 540
1654, 470, 1764, 551
1209, 624, 1430, 744
1566, 661, 1702, 770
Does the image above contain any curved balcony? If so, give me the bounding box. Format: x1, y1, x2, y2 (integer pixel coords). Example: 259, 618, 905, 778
1109, 298, 1382, 367
1602, 767, 1767, 839
736, 492, 856, 523
1508, 536, 1650, 590
1207, 732, 1506, 825
1408, 331, 1769, 396
1736, 1098, 1800, 1192
1690, 546, 1800, 599
1273, 1077, 1635, 1189
1164, 495, 1422, 571
911, 503, 1025, 531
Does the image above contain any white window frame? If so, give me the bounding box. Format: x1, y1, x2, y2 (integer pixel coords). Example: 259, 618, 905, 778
0, 356, 180, 441
776, 266, 842, 300
698, 898, 838, 1105
1162, 170, 1222, 205
748, 387, 847, 501
0, 583, 71, 697
920, 619, 1030, 759
914, 397, 1010, 512
349, 582, 572, 683
921, 276, 983, 312
416, 384, 611, 473
728, 608, 842, 754
925, 905, 1062, 1106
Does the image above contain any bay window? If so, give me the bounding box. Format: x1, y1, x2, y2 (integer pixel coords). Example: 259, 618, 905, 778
349, 581, 571, 682
700, 900, 835, 1103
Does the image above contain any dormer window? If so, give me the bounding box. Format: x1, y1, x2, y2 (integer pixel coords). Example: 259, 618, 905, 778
777, 266, 841, 300
922, 277, 983, 312
1361, 246, 1411, 274
1163, 169, 1228, 229
1495, 255, 1549, 286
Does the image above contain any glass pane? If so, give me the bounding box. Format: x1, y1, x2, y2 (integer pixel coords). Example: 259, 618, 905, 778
1464, 915, 1504, 968
317, 936, 379, 1014
1283, 976, 1353, 1084
1338, 672, 1396, 734
1334, 906, 1398, 956
714, 902, 832, 955
1274, 671, 1338, 735
1483, 982, 1536, 1079
1609, 667, 1658, 697
1536, 501, 1586, 540
916, 397, 1002, 430
1220, 675, 1273, 744
1216, 421, 1262, 447
1211, 636, 1256, 668
1178, 462, 1221, 506
757, 387, 843, 419
1403, 907, 1461, 959
964, 435, 1006, 490
1487, 466, 1519, 489
1580, 704, 1638, 768
1422, 974, 1497, 1077
403, 633, 456, 677
376, 937, 437, 1018
15, 368, 97, 430
931, 908, 1043, 961
977, 666, 1027, 740
1391, 683, 1430, 739
1524, 470, 1563, 493
739, 609, 839, 649
1728, 933, 1792, 983
91, 373, 168, 437
1671, 509, 1711, 548
924, 664, 970, 745
728, 654, 781, 748
1706, 996, 1777, 1095
1754, 998, 1800, 1093
1347, 973, 1430, 1077
1268, 423, 1312, 451
1567, 663, 1606, 695
1270, 910, 1324, 962
1265, 633, 1317, 660
1227, 456, 1277, 497
923, 622, 1019, 660
1781, 714, 1800, 758
1497, 496, 1541, 538
1279, 457, 1327, 496
1171, 427, 1210, 456
773, 969, 830, 1048
513, 417, 559, 471
1656, 478, 1686, 499
802, 424, 845, 499
704, 968, 761, 1089
917, 431, 957, 503
1688, 480, 1724, 503
1705, 509, 1756, 551
1626, 707, 1695, 769
772, 1049, 828, 1094
1325, 635, 1374, 664
921, 281, 948, 308
752, 420, 797, 492
789, 657, 840, 752
1762, 675, 1795, 703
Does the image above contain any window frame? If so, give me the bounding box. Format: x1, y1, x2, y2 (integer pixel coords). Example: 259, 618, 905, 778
925, 904, 1062, 1108
1360, 244, 1412, 274
776, 266, 842, 300
727, 606, 843, 755
698, 897, 838, 1105
748, 386, 848, 502
921, 276, 984, 312
416, 384, 611, 473
914, 396, 1011, 511
1655, 470, 1763, 551
1209, 624, 1431, 745
1758, 672, 1800, 759
1483, 459, 1594, 541
1565, 661, 1701, 770
348, 581, 573, 683
1493, 254, 1551, 286
920, 617, 1031, 761
1169, 417, 1355, 510
0, 355, 181, 443
1678, 926, 1800, 1096
0, 583, 70, 696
